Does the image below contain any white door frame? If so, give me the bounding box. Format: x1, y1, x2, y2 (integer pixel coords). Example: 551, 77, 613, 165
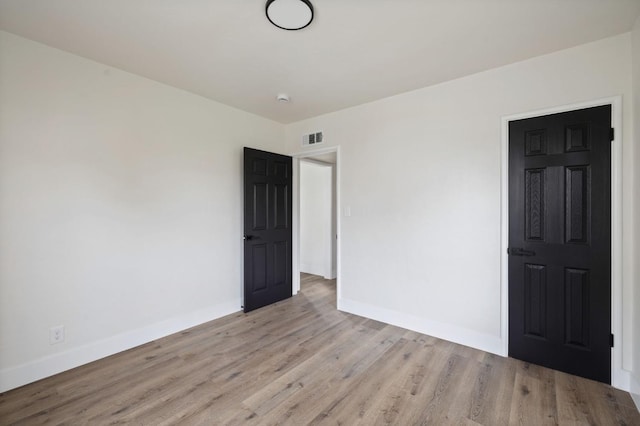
292, 146, 341, 299
500, 96, 626, 389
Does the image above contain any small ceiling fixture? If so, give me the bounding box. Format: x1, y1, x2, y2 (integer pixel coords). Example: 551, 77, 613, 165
277, 93, 290, 102
266, 0, 314, 31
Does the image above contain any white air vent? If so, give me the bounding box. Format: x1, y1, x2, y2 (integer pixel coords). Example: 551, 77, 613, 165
302, 131, 324, 146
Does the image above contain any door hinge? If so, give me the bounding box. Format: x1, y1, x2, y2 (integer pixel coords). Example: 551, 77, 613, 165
610, 128, 615, 141
610, 333, 614, 348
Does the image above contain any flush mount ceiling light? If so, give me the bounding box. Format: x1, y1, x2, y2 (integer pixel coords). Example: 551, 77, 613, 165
266, 0, 314, 31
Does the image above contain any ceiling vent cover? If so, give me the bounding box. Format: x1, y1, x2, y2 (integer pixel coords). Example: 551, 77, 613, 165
302, 131, 324, 146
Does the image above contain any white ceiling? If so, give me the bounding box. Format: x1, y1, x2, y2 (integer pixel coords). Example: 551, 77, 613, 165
1, 0, 639, 124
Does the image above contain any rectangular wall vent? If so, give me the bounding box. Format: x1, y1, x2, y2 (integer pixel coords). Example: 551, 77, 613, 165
302, 131, 324, 146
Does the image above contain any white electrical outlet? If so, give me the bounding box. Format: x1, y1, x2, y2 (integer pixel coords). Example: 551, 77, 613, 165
50, 325, 65, 345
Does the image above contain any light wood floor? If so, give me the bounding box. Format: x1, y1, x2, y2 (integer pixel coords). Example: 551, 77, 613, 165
1, 274, 638, 425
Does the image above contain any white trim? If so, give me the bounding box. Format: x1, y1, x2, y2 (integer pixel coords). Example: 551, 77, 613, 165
339, 298, 503, 355
500, 96, 626, 390
292, 146, 341, 300
300, 157, 333, 167
631, 373, 640, 411
0, 299, 240, 393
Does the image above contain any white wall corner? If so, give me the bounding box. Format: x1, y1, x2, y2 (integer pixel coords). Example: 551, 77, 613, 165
337, 297, 503, 356
0, 299, 241, 393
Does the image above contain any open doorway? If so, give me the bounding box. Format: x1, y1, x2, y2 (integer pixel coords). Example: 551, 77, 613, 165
300, 158, 335, 279
292, 147, 339, 305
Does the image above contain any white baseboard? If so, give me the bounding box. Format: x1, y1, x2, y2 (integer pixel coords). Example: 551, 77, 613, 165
0, 299, 241, 393
300, 264, 335, 280
300, 263, 315, 275
324, 268, 337, 280
300, 263, 326, 278
337, 297, 503, 356
631, 373, 640, 412
338, 297, 635, 394
612, 366, 631, 392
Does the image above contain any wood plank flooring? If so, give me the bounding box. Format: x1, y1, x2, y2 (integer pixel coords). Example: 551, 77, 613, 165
1, 273, 638, 425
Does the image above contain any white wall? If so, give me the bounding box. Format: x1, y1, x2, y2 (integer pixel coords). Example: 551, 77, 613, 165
300, 160, 333, 278
284, 33, 636, 387
631, 17, 640, 407
0, 31, 285, 392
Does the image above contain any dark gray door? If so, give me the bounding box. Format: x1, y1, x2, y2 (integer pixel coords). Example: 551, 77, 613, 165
508, 105, 612, 383
243, 147, 292, 312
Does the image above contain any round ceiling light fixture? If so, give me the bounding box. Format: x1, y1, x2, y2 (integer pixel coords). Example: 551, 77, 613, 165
266, 0, 314, 31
